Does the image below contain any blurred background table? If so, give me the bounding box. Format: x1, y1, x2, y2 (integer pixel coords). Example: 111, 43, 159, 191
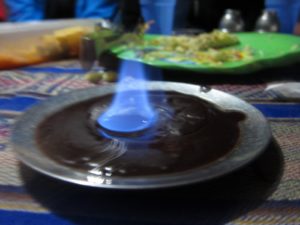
0, 59, 300, 225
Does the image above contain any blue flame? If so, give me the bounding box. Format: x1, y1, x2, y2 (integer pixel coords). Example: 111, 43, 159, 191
98, 61, 157, 133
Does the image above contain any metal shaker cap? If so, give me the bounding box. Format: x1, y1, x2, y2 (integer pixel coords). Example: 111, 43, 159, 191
219, 9, 245, 32
255, 10, 280, 33
95, 19, 114, 30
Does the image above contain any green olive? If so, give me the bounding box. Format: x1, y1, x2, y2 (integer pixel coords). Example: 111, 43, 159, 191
101, 71, 117, 82
84, 72, 103, 83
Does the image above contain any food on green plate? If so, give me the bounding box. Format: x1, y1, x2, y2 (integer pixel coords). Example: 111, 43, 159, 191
139, 30, 253, 65
142, 46, 252, 65
146, 30, 240, 52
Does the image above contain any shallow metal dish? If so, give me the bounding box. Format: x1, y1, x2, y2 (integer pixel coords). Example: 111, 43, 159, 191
11, 81, 271, 189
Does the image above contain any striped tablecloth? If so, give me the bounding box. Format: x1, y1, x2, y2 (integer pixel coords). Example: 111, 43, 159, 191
0, 60, 299, 225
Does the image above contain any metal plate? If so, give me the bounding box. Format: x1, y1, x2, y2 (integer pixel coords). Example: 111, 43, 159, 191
11, 81, 271, 189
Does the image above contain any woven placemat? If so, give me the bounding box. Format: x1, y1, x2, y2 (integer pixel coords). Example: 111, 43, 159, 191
0, 62, 299, 225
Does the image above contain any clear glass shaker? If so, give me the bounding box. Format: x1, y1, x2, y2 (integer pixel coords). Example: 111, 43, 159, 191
255, 10, 280, 33
219, 9, 245, 32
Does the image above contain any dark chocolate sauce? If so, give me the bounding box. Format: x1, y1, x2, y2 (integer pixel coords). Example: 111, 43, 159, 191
36, 91, 245, 177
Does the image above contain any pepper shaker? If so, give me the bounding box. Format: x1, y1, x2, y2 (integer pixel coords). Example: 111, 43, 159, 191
255, 10, 280, 33
219, 9, 245, 32
79, 36, 97, 71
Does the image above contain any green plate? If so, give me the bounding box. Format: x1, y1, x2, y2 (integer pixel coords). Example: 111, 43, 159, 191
112, 32, 300, 74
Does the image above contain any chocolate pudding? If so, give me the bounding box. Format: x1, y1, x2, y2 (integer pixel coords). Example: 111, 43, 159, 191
36, 91, 245, 177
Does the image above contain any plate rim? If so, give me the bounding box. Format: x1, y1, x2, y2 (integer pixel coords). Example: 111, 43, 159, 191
11, 81, 272, 189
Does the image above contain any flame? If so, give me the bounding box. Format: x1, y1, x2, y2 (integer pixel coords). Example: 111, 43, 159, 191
98, 60, 157, 134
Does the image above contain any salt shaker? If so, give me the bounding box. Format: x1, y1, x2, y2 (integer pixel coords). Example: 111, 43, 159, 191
219, 9, 245, 32
255, 10, 280, 33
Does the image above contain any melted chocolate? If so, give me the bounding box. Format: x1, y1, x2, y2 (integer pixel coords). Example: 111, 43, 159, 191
36, 91, 245, 177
